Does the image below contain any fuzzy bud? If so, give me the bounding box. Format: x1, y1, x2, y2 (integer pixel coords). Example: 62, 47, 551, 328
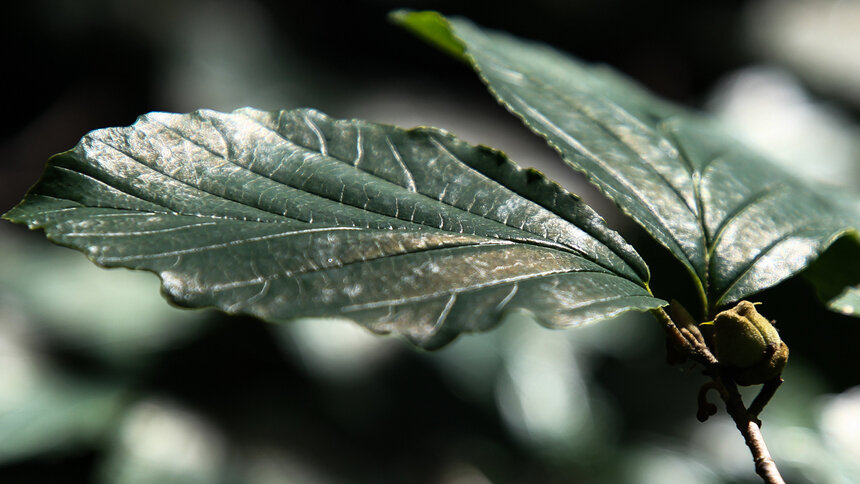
707, 301, 789, 386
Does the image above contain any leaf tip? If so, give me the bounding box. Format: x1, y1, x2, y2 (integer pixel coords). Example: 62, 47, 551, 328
2, 204, 27, 225
389, 9, 467, 61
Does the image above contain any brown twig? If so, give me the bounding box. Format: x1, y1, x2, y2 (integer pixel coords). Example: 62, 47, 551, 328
714, 368, 785, 484
748, 378, 783, 420
651, 307, 717, 367
650, 307, 786, 484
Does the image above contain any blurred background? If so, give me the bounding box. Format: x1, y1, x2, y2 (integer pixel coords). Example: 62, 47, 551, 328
2, 0, 860, 483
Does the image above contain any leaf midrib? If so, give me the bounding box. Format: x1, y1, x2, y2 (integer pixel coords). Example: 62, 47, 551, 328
660, 127, 712, 313
204, 239, 516, 293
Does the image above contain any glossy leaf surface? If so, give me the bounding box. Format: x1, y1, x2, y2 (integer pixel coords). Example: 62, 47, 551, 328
396, 11, 859, 316
4, 108, 664, 348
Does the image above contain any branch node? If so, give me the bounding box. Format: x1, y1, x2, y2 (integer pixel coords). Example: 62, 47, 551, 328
652, 305, 787, 484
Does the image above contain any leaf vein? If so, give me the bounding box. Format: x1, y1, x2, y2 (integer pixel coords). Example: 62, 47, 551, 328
99, 226, 362, 263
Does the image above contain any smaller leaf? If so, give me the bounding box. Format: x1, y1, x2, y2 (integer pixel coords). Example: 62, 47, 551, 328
824, 287, 860, 317
804, 234, 860, 317
394, 10, 860, 317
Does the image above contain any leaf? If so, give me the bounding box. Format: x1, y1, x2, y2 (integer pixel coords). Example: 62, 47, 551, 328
395, 11, 860, 317
826, 287, 860, 316
804, 230, 860, 317
3, 108, 664, 349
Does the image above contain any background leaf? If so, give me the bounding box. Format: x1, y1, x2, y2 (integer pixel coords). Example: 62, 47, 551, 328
4, 108, 664, 348
804, 226, 860, 317
396, 10, 859, 317
823, 287, 860, 317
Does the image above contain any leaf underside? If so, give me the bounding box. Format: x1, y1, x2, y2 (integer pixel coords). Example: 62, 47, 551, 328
395, 11, 860, 318
826, 287, 860, 316
804, 233, 860, 317
4, 108, 664, 348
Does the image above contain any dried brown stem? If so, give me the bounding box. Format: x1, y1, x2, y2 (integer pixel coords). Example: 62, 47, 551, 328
715, 369, 785, 484
743, 420, 783, 483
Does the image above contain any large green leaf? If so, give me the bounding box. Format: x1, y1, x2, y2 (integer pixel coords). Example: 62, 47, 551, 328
3, 108, 664, 348
396, 11, 859, 317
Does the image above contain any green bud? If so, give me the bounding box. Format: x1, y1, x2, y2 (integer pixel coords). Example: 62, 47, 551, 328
706, 301, 789, 386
